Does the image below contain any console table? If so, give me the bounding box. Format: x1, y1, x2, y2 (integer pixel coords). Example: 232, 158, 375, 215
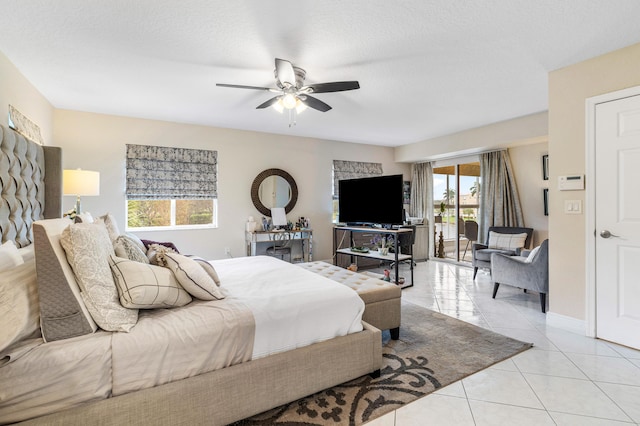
333, 226, 413, 288
245, 229, 313, 263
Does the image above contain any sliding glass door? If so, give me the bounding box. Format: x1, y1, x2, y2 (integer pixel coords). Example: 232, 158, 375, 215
432, 162, 480, 263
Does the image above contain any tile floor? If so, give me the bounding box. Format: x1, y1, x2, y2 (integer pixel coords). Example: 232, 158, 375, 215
365, 260, 640, 425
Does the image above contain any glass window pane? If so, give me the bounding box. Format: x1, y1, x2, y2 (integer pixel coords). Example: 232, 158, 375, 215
175, 199, 214, 225
127, 200, 171, 227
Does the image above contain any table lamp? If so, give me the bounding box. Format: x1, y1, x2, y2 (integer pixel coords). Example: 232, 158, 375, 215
63, 169, 100, 215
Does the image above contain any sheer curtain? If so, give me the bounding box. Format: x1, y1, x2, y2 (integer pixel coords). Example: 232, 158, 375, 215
410, 162, 434, 258
478, 150, 524, 243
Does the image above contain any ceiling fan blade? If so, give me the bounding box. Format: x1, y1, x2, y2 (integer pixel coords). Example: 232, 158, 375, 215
256, 96, 281, 109
275, 58, 296, 88
300, 95, 332, 112
216, 83, 273, 91
305, 81, 360, 93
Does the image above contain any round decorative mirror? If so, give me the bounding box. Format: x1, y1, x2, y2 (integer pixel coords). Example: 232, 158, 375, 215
251, 168, 298, 216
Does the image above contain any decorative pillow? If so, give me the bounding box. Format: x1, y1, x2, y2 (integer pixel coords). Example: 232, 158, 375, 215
187, 255, 221, 286
525, 245, 541, 263
147, 243, 178, 266
109, 256, 192, 309
487, 232, 527, 251
141, 239, 180, 253
60, 222, 138, 332
99, 213, 121, 242
0, 240, 24, 272
33, 218, 98, 341
124, 232, 146, 252
76, 212, 94, 224
0, 250, 40, 353
163, 253, 225, 300
113, 235, 149, 264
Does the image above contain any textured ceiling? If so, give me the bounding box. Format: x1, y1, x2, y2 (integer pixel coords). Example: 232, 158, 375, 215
1, 1, 640, 147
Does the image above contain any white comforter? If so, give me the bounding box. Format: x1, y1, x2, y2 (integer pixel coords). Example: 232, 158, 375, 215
213, 255, 365, 359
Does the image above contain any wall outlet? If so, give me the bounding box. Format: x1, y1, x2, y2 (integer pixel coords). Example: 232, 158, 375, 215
224, 247, 231, 255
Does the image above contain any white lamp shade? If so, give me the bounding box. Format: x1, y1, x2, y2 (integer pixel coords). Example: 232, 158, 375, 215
63, 169, 100, 196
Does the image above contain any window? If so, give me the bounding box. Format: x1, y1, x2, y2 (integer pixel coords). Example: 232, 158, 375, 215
125, 144, 218, 230
332, 160, 383, 222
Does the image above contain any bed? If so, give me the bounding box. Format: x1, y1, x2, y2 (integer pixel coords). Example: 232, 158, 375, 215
0, 124, 382, 425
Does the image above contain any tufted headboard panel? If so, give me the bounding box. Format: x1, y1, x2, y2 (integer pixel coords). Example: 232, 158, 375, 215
0, 124, 62, 247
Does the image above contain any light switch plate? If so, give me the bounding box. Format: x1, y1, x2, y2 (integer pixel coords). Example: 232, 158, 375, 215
564, 200, 582, 214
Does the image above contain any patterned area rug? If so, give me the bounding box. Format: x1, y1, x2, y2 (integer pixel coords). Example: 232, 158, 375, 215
234, 301, 532, 426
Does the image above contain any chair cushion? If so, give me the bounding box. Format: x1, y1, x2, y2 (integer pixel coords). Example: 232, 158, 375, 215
475, 248, 516, 262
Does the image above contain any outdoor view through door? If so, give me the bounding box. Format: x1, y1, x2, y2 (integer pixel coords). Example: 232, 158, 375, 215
433, 162, 480, 263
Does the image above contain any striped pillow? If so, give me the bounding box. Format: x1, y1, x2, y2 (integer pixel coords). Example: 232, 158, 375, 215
163, 253, 226, 300
487, 232, 527, 251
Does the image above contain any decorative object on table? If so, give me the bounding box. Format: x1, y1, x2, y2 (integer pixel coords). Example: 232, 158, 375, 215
63, 208, 77, 221
270, 207, 287, 228
246, 216, 257, 233
382, 269, 391, 282
371, 234, 392, 255
350, 246, 370, 254
63, 169, 100, 215
261, 216, 270, 231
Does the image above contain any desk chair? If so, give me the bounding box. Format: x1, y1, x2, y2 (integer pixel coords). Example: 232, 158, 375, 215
265, 232, 292, 262
391, 225, 416, 268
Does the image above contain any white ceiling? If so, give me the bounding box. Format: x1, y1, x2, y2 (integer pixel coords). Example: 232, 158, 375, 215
1, 1, 640, 147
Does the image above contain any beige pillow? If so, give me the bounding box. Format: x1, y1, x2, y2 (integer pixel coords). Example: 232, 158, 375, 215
187, 255, 221, 286
99, 213, 121, 242
164, 253, 225, 300
487, 232, 527, 251
114, 235, 149, 264
60, 222, 138, 332
0, 240, 24, 272
109, 255, 192, 309
0, 251, 40, 353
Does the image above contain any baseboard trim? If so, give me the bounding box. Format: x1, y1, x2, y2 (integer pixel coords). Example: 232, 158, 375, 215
546, 312, 586, 335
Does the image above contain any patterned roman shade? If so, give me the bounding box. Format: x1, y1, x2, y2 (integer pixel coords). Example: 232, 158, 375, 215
332, 160, 383, 199
126, 144, 218, 200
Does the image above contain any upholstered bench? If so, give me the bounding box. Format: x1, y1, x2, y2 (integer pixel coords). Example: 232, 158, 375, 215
298, 261, 401, 339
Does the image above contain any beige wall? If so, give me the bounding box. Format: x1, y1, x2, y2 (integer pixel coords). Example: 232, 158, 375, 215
548, 42, 640, 320
0, 51, 53, 144
53, 109, 410, 261
395, 112, 548, 163
508, 142, 549, 246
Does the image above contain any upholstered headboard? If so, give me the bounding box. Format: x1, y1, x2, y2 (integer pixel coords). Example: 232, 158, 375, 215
0, 124, 62, 247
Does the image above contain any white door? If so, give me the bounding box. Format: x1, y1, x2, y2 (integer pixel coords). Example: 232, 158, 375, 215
595, 94, 640, 350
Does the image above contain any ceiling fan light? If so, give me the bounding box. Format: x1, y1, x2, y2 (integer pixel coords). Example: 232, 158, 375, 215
282, 93, 297, 109
295, 99, 307, 114
272, 99, 284, 113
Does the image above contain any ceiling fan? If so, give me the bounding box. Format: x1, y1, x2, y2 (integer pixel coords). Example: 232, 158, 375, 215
216, 58, 360, 115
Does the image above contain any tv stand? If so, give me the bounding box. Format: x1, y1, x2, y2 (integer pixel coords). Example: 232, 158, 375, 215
333, 226, 413, 288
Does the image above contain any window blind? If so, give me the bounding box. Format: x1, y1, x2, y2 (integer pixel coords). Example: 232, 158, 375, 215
126, 144, 218, 200
332, 160, 383, 199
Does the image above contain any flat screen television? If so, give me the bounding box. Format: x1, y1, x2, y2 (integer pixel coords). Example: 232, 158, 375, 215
338, 174, 405, 226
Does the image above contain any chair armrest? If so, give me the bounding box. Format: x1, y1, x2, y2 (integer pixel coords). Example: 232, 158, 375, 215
472, 243, 488, 252
520, 248, 531, 257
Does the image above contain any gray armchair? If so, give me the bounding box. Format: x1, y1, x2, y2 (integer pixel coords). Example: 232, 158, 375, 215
472, 226, 533, 279
491, 239, 549, 313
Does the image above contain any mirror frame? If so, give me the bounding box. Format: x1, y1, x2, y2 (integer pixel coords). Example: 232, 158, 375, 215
251, 168, 298, 216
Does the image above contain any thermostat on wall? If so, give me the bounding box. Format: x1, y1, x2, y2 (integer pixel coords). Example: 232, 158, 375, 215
558, 175, 584, 191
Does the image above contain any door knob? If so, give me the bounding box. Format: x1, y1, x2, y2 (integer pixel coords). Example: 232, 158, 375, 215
600, 230, 619, 239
